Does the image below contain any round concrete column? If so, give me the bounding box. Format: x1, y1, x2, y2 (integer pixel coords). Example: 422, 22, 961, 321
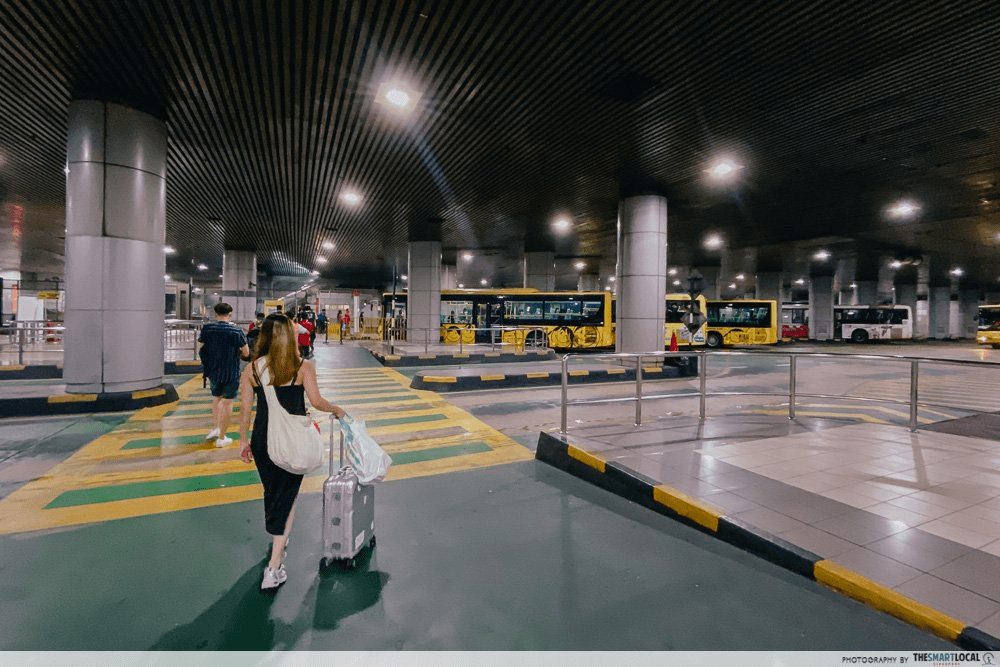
63, 100, 166, 393
222, 249, 257, 321
407, 241, 442, 346
523, 251, 555, 291
616, 195, 667, 353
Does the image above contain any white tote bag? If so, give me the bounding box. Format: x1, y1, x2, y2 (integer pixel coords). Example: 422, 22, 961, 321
256, 359, 323, 474
340, 414, 392, 483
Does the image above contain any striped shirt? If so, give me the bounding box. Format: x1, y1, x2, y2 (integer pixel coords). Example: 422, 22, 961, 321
198, 321, 247, 386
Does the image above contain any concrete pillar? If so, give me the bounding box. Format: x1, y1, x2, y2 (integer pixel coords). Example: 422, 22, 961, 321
877, 258, 896, 304
441, 264, 457, 290
407, 241, 441, 347
896, 283, 917, 324
694, 266, 720, 300
63, 100, 166, 393
959, 290, 979, 339
856, 281, 877, 305
929, 285, 951, 339
755, 272, 781, 304
914, 257, 930, 340
577, 273, 599, 292
808, 275, 835, 341
222, 250, 257, 321
616, 195, 667, 353
523, 251, 555, 291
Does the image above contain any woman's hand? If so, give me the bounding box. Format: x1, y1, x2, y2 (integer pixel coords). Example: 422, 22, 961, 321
332, 407, 347, 420
239, 439, 253, 463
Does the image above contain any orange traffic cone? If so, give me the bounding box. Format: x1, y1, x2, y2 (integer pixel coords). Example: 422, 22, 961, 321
669, 331, 679, 352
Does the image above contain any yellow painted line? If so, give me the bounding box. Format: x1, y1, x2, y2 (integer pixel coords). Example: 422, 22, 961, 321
422, 376, 458, 384
174, 360, 201, 366
480, 375, 506, 381
485, 352, 501, 357
642, 366, 663, 373
452, 354, 470, 359
418, 355, 437, 359
383, 355, 401, 360
0, 365, 26, 371
568, 370, 589, 377
653, 485, 722, 531
567, 445, 606, 472
48, 394, 98, 403
526, 372, 550, 379
132, 388, 166, 400
814, 560, 964, 642
606, 368, 626, 375
339, 398, 424, 411
514, 352, 527, 356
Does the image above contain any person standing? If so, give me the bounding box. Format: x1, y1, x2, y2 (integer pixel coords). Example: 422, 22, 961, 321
237, 313, 346, 590
341, 309, 351, 344
336, 309, 343, 342
316, 310, 328, 344
197, 302, 250, 447
296, 313, 314, 358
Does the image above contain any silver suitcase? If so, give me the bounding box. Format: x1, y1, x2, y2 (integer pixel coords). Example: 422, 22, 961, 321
320, 416, 375, 568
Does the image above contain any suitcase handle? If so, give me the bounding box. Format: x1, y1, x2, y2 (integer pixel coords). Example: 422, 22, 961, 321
330, 413, 344, 477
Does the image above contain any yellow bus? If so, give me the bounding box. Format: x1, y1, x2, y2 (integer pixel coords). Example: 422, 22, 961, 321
704, 299, 779, 347
665, 293, 707, 347
382, 289, 615, 350
977, 304, 1000, 348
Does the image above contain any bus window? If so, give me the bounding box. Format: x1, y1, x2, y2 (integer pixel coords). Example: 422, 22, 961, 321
504, 300, 543, 322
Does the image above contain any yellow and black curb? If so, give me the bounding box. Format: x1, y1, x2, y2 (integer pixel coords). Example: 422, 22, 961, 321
535, 430, 1000, 650
0, 361, 202, 381
1, 383, 179, 417
371, 348, 556, 367
412, 359, 698, 392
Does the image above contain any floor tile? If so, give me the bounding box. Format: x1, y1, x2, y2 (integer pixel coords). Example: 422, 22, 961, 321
831, 547, 923, 588
779, 525, 858, 558
932, 550, 1000, 603
814, 511, 909, 546
734, 506, 808, 535
865, 528, 973, 572
896, 574, 1000, 625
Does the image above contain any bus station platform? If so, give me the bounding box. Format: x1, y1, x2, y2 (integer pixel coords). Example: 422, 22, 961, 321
367, 343, 556, 367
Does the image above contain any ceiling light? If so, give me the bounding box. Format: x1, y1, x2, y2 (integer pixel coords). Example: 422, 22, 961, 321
462, 252, 474, 261
735, 273, 745, 281
794, 278, 805, 285
164, 275, 171, 281
887, 199, 920, 220
552, 217, 572, 234
672, 280, 681, 286
458, 283, 465, 288
703, 234, 723, 250
322, 241, 335, 250
340, 191, 362, 206
849, 283, 857, 288
316, 257, 328, 264
608, 276, 616, 282
376, 80, 421, 114
197, 264, 207, 271
164, 245, 176, 254
950, 267, 964, 277
574, 261, 586, 270
706, 158, 743, 180
480, 279, 488, 286
668, 268, 677, 276
890, 260, 903, 269
813, 249, 831, 261
401, 274, 408, 281
728, 283, 737, 289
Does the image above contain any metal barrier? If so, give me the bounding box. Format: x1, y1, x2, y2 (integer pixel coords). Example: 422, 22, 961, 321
0, 319, 257, 365
381, 325, 548, 355
559, 349, 1000, 435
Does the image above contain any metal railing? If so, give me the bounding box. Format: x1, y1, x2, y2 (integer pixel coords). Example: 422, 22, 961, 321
0, 319, 256, 365
559, 349, 1000, 434
381, 325, 548, 355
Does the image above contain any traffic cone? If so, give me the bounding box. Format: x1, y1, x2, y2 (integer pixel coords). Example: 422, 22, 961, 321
669, 331, 679, 352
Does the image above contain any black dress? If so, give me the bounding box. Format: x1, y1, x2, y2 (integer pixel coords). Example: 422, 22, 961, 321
250, 379, 307, 536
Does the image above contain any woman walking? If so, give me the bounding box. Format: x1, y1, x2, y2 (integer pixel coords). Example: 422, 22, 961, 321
237, 312, 346, 590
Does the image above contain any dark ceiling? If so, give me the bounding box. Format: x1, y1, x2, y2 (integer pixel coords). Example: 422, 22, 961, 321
2, 0, 999, 292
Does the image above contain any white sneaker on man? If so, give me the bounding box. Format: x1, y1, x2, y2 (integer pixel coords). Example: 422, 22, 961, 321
261, 564, 287, 590
215, 436, 233, 448
206, 428, 220, 440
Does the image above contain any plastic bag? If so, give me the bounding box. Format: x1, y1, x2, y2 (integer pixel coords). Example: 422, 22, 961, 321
340, 414, 392, 483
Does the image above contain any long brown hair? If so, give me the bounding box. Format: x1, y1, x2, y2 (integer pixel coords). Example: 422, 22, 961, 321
254, 313, 301, 386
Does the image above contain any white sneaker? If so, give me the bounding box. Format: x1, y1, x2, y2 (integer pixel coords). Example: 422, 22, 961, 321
261, 564, 287, 590
206, 428, 220, 440
215, 436, 233, 447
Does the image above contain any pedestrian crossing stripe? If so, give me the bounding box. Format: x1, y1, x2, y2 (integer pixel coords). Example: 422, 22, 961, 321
0, 367, 532, 535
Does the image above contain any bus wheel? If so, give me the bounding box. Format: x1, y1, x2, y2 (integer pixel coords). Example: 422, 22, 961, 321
706, 332, 723, 348
525, 329, 546, 348
851, 329, 869, 343
991, 344, 1000, 349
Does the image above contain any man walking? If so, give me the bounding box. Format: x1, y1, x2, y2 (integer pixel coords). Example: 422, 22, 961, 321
198, 302, 250, 447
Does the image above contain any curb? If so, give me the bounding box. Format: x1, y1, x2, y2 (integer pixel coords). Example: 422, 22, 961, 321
371, 348, 556, 367
412, 358, 698, 392
535, 431, 1000, 650
0, 383, 180, 417
0, 361, 203, 381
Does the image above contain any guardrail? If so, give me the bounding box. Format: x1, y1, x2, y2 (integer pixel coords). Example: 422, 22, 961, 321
559, 349, 1000, 435
0, 319, 255, 365
379, 325, 548, 355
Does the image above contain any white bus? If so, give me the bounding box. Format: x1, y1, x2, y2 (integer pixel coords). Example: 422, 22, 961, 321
834, 304, 912, 342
